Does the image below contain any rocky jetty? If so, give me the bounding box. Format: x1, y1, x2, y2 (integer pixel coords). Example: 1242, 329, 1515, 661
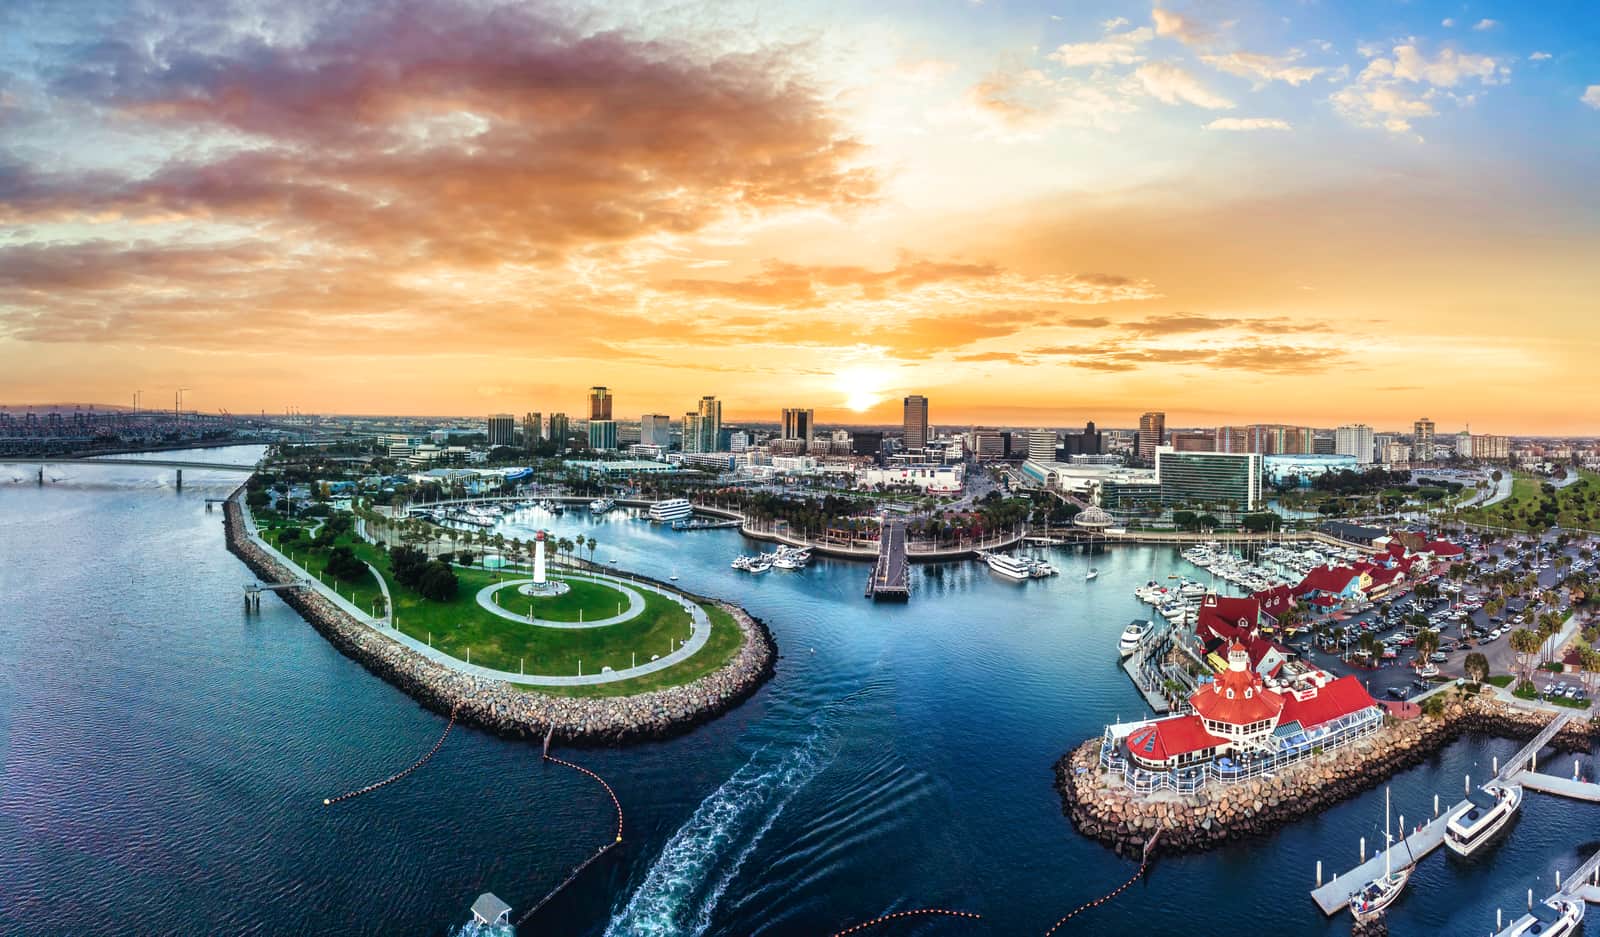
1056, 696, 1598, 859
223, 497, 776, 745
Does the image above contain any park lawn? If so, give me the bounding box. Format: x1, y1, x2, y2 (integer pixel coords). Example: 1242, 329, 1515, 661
261, 525, 387, 615
480, 575, 633, 622
352, 539, 699, 676
517, 604, 747, 698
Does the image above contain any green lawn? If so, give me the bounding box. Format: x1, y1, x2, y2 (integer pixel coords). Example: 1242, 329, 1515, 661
1463, 470, 1600, 532
260, 514, 748, 695
262, 526, 386, 615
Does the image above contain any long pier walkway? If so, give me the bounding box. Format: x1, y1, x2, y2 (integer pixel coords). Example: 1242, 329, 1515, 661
1497, 712, 1572, 782
865, 519, 909, 601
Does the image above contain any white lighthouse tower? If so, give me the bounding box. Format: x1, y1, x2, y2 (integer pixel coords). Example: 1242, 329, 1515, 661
519, 529, 569, 597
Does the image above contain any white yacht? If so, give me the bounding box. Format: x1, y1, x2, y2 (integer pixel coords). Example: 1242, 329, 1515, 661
1085, 567, 1099, 581
1445, 783, 1523, 857
589, 497, 616, 514
648, 497, 693, 523
1506, 898, 1584, 937
1118, 620, 1154, 657
981, 551, 1033, 581
772, 546, 812, 570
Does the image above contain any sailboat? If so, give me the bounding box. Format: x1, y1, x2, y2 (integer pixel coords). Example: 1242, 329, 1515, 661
669, 568, 679, 581
1085, 567, 1099, 581
1348, 786, 1415, 921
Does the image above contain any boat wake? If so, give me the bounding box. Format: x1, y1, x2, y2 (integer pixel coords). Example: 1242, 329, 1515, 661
603, 717, 844, 936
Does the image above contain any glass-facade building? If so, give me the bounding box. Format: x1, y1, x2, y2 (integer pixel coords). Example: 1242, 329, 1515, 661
1155, 447, 1262, 510
1262, 454, 1358, 486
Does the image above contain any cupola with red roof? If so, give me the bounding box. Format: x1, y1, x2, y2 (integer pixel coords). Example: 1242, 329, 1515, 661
1188, 643, 1285, 735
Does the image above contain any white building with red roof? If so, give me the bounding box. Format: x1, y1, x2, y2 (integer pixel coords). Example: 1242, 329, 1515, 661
1117, 643, 1382, 775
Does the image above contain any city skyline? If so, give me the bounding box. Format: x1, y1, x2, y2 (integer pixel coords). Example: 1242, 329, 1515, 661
1, 0, 1597, 432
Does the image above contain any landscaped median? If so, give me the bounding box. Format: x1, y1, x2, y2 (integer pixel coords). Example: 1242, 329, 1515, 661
226, 489, 776, 744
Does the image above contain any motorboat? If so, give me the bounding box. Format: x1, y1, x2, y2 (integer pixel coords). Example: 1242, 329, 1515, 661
1027, 558, 1058, 578
589, 497, 616, 514
981, 551, 1032, 581
1085, 567, 1099, 581
1445, 783, 1523, 857
1348, 786, 1415, 922
1119, 620, 1154, 657
1505, 897, 1584, 937
772, 546, 812, 570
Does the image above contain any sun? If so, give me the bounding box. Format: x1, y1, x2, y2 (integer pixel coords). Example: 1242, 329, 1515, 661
835, 366, 889, 413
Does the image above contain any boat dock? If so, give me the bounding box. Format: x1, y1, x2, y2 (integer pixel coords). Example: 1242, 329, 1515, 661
1512, 769, 1600, 803
1311, 809, 1453, 915
1312, 712, 1574, 916
1120, 621, 1174, 715
865, 519, 910, 601
1489, 847, 1600, 936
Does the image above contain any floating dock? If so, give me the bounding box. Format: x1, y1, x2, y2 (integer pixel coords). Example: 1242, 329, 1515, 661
1311, 809, 1454, 915
1488, 847, 1600, 936
866, 519, 909, 601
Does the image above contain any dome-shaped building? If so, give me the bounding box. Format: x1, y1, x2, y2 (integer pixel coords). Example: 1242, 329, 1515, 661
1073, 505, 1113, 530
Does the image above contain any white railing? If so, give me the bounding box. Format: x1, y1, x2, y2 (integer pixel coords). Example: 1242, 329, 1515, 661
1098, 708, 1385, 794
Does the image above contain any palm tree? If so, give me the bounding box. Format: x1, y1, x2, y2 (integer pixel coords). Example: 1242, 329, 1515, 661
1509, 629, 1542, 684
558, 537, 574, 565
586, 536, 598, 565
1415, 628, 1440, 662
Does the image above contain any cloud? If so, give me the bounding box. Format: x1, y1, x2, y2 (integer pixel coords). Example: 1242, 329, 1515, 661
1151, 8, 1213, 47
1205, 117, 1292, 131
1585, 86, 1600, 109
1529, 51, 1553, 62
1024, 341, 1346, 373
1048, 25, 1154, 67
1441, 18, 1456, 28
1200, 50, 1325, 86
1134, 62, 1235, 109
1472, 18, 1499, 31
1332, 42, 1510, 133
961, 68, 1138, 133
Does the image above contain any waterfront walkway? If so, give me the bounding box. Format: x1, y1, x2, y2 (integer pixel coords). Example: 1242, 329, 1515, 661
474, 574, 646, 629
1512, 770, 1600, 803
243, 496, 712, 686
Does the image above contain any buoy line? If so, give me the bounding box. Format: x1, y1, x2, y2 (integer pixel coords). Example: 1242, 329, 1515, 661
1040, 832, 1159, 935
513, 751, 626, 929
322, 703, 460, 806
829, 908, 983, 935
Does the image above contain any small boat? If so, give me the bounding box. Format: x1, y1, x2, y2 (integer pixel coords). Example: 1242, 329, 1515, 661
1085, 567, 1099, 581
589, 497, 616, 514
669, 568, 679, 581
1118, 620, 1153, 657
1445, 783, 1523, 857
1348, 786, 1415, 921
980, 551, 1032, 581
1505, 897, 1584, 937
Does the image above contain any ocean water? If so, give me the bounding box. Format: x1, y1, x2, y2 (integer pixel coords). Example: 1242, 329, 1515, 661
1, 447, 1595, 936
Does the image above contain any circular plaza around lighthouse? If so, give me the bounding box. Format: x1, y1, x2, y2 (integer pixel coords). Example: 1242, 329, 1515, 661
477, 573, 647, 628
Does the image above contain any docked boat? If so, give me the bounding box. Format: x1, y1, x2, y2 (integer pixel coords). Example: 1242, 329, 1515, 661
981, 551, 1032, 581
648, 497, 693, 523
1118, 620, 1154, 657
1027, 558, 1058, 578
589, 497, 616, 514
1445, 783, 1523, 857
773, 546, 812, 570
1349, 787, 1415, 922
1506, 897, 1584, 937
1085, 567, 1099, 581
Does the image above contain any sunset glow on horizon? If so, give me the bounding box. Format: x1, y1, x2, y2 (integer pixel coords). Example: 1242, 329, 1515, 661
2, 0, 1597, 432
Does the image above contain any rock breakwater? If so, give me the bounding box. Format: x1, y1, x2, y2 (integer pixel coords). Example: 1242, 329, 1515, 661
223, 496, 776, 745
1056, 696, 1597, 859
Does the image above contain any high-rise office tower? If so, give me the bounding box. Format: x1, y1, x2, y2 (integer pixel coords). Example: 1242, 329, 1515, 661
640, 414, 672, 449
1138, 411, 1166, 462
588, 419, 617, 451
903, 395, 929, 450
781, 408, 814, 441
683, 396, 721, 453
1413, 417, 1436, 462
487, 413, 515, 447
589, 386, 612, 422
1027, 428, 1057, 463
548, 412, 569, 448
522, 411, 543, 449
1335, 423, 1375, 465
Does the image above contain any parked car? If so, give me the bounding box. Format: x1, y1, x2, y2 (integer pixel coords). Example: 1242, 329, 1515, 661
1385, 686, 1409, 700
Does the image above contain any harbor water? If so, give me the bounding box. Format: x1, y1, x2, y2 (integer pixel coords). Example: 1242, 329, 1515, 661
1, 448, 1596, 936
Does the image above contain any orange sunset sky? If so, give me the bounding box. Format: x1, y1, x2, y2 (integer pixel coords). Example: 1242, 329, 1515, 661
1, 0, 1597, 432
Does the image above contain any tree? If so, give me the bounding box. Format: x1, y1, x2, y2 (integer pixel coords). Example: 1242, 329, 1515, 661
1416, 628, 1440, 661
416, 561, 459, 601
1509, 629, 1542, 682
1463, 652, 1490, 685
324, 545, 367, 582
586, 536, 598, 564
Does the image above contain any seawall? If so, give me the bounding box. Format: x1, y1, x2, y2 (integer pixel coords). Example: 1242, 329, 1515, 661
223, 495, 777, 746
1056, 696, 1598, 859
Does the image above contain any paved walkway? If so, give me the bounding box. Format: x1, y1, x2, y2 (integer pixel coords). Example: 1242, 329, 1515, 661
249, 500, 712, 686
475, 574, 646, 629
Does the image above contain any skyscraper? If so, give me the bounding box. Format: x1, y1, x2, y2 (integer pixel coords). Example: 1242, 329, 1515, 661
781, 407, 814, 441
1027, 428, 1057, 463
487, 413, 515, 447
1335, 423, 1375, 465
589, 386, 612, 421
640, 414, 672, 449
903, 395, 929, 450
522, 411, 543, 450
684, 396, 721, 452
1138, 411, 1165, 463
1413, 417, 1436, 462
548, 412, 569, 448
588, 419, 617, 451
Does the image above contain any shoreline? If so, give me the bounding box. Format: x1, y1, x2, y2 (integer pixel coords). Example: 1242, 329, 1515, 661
1055, 696, 1598, 859
223, 493, 778, 746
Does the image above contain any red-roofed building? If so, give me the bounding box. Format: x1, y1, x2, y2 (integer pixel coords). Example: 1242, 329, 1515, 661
1193, 594, 1288, 677
1123, 645, 1382, 771
1254, 584, 1295, 621
1294, 564, 1368, 605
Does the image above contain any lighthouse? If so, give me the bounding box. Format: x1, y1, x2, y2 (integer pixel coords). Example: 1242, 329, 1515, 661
533, 529, 548, 586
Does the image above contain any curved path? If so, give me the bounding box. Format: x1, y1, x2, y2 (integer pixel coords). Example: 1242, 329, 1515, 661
474, 574, 646, 629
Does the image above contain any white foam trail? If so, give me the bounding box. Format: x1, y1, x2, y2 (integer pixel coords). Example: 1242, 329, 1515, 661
604, 732, 832, 937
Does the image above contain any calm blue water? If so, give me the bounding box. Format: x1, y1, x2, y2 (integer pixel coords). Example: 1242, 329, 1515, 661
1, 448, 1596, 937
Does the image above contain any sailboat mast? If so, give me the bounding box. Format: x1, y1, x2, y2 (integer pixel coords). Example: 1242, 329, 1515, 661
1384, 786, 1392, 877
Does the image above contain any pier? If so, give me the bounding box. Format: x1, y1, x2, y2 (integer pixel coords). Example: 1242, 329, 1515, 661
1489, 847, 1600, 936
1511, 769, 1600, 802
1311, 712, 1576, 916
865, 519, 910, 601
243, 578, 311, 611
1119, 620, 1174, 715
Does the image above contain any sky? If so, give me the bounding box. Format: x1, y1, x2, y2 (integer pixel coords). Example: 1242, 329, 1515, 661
0, 0, 1597, 432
